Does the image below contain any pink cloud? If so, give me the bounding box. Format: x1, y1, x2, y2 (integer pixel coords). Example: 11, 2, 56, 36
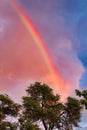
0, 1, 49, 93
0, 0, 85, 102
50, 38, 85, 97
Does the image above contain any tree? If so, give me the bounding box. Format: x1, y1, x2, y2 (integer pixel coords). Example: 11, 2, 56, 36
21, 82, 82, 130
63, 97, 82, 129
0, 94, 20, 130
0, 83, 82, 130
76, 89, 87, 109
18, 116, 41, 130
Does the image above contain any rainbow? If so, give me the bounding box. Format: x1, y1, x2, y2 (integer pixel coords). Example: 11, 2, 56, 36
8, 0, 63, 91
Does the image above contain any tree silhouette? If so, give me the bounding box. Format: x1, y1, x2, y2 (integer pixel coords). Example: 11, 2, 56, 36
0, 94, 20, 130
76, 89, 87, 109
21, 82, 82, 130
0, 83, 83, 130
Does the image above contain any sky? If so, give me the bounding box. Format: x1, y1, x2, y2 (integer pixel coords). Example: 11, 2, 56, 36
0, 0, 87, 128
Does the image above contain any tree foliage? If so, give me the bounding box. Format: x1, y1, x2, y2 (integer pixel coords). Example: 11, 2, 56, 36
22, 82, 82, 130
76, 89, 87, 109
0, 82, 83, 130
0, 94, 20, 129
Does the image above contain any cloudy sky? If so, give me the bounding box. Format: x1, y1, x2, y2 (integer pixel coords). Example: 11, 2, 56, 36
0, 0, 87, 128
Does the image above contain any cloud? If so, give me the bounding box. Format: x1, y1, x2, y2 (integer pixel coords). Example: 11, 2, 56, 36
0, 0, 85, 102
49, 38, 85, 97
0, 1, 49, 95
0, 25, 49, 88
0, 19, 5, 33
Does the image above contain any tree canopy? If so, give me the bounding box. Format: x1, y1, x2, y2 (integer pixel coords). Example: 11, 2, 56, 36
21, 82, 82, 130
76, 89, 87, 109
0, 82, 83, 130
0, 94, 20, 130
